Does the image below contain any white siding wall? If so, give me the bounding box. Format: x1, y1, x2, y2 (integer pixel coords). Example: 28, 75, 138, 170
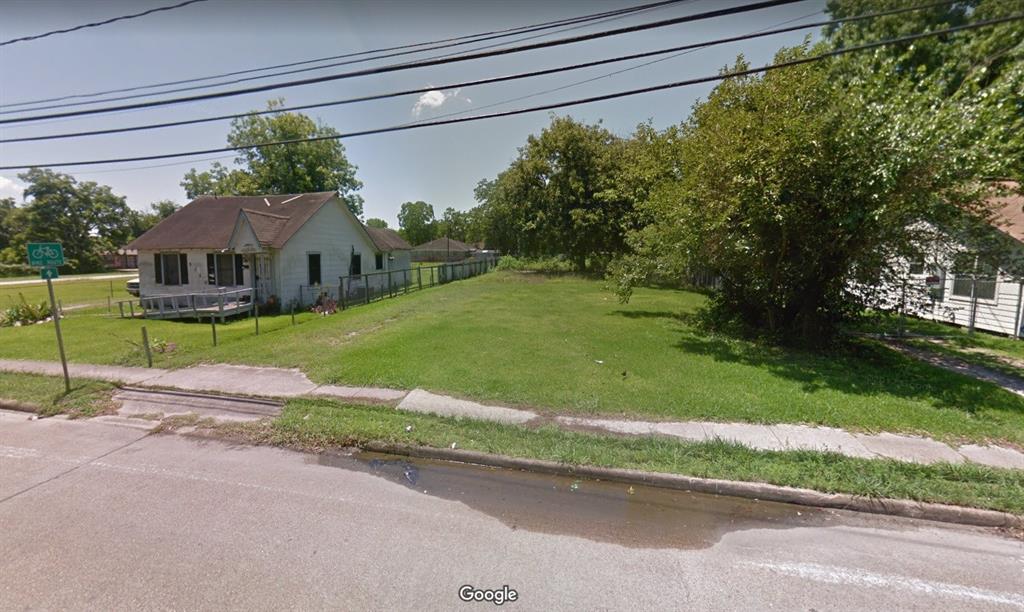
388, 250, 411, 272
275, 197, 380, 305
137, 249, 252, 298
915, 273, 1024, 336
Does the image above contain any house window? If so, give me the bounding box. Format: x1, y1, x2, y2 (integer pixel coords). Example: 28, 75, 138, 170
155, 253, 188, 286
375, 253, 384, 270
350, 252, 362, 276
908, 259, 925, 275
308, 253, 321, 285
206, 253, 244, 286
952, 261, 997, 300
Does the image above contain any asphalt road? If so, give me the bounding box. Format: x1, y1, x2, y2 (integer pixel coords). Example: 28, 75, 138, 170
1, 409, 1022, 611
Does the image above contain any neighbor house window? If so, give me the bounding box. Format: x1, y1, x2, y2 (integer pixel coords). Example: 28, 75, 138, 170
908, 259, 925, 275
308, 253, 321, 285
206, 253, 244, 286
952, 261, 997, 300
349, 252, 362, 276
375, 253, 384, 270
155, 253, 188, 286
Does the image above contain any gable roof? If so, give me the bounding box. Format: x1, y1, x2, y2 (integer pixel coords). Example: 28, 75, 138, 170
127, 192, 337, 251
365, 226, 411, 251
987, 181, 1024, 243
412, 236, 476, 252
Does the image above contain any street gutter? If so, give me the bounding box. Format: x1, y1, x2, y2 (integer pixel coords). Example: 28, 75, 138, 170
361, 441, 1024, 530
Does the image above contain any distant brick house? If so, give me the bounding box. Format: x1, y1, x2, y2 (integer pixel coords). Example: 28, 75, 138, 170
411, 237, 477, 262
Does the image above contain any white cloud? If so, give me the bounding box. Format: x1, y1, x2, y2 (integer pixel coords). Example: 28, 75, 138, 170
412, 88, 470, 117
0, 175, 24, 199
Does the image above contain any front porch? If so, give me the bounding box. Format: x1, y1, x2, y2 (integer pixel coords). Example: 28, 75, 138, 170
118, 288, 254, 321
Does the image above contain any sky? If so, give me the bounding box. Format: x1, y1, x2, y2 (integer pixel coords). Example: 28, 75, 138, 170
0, 0, 826, 227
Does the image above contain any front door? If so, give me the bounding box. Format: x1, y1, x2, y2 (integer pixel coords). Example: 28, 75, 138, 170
255, 254, 274, 302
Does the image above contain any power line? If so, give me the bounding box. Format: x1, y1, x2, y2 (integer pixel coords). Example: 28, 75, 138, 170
0, 0, 803, 125
406, 9, 828, 127
1, 0, 677, 115
3, 14, 1017, 171
0, 1, 952, 144
0, 0, 209, 47
0, 0, 689, 110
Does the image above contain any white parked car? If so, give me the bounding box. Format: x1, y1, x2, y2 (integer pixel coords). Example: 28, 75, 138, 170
126, 277, 140, 296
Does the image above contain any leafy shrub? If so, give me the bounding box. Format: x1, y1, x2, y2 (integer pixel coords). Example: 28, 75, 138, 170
495, 255, 574, 274
0, 263, 35, 278
0, 294, 52, 327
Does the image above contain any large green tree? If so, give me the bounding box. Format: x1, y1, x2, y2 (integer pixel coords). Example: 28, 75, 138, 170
472, 116, 637, 271
612, 45, 997, 343
825, 0, 1023, 178
7, 169, 133, 272
365, 218, 389, 229
436, 207, 470, 243
397, 201, 437, 246
128, 199, 180, 240
182, 99, 364, 216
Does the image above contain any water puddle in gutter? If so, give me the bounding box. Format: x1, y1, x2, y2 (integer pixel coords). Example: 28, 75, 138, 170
309, 450, 863, 550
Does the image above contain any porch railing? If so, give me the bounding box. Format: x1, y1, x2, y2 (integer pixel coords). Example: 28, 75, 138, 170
117, 287, 254, 320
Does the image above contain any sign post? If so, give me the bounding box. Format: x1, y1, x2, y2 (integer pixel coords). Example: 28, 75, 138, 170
27, 243, 70, 393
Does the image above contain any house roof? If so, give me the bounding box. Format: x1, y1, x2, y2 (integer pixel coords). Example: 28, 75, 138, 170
987, 181, 1024, 243
127, 192, 337, 251
412, 236, 477, 252
365, 226, 412, 251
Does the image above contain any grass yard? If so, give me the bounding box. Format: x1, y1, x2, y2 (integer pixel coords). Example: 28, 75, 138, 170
864, 313, 1024, 379
1, 271, 1023, 445
0, 372, 117, 417
0, 275, 134, 310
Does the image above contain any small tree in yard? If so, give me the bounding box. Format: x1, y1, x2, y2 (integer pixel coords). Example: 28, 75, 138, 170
611, 45, 1005, 345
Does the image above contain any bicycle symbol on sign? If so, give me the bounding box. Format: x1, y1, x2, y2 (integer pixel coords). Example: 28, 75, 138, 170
31, 245, 60, 260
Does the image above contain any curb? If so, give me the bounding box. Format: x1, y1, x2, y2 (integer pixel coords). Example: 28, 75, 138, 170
0, 399, 40, 414
362, 441, 1024, 530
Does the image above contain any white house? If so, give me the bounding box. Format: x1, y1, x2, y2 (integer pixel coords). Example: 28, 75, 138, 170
893, 182, 1024, 336
126, 191, 411, 318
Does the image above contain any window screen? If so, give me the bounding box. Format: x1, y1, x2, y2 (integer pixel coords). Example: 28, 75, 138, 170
375, 253, 384, 270
350, 253, 361, 276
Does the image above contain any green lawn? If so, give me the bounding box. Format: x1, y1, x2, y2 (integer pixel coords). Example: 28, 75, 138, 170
864, 313, 1024, 378
0, 275, 135, 310
0, 372, 117, 417
2, 271, 1023, 445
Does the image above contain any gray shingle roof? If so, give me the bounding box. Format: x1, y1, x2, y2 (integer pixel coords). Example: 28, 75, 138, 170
126, 192, 336, 250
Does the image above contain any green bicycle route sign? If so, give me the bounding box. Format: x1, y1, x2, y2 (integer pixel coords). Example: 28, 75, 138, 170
27, 242, 64, 267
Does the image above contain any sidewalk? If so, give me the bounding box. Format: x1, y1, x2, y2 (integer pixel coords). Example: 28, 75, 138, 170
2, 358, 1022, 470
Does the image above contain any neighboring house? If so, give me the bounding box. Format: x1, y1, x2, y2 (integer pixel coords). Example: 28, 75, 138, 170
893, 182, 1024, 336
411, 237, 477, 262
102, 248, 138, 269
125, 192, 411, 317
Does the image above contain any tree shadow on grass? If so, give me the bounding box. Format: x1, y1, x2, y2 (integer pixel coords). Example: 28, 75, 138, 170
611, 309, 1024, 417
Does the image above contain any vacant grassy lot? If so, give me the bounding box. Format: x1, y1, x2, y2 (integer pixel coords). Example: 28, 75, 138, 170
0, 275, 134, 310
1, 272, 1023, 444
